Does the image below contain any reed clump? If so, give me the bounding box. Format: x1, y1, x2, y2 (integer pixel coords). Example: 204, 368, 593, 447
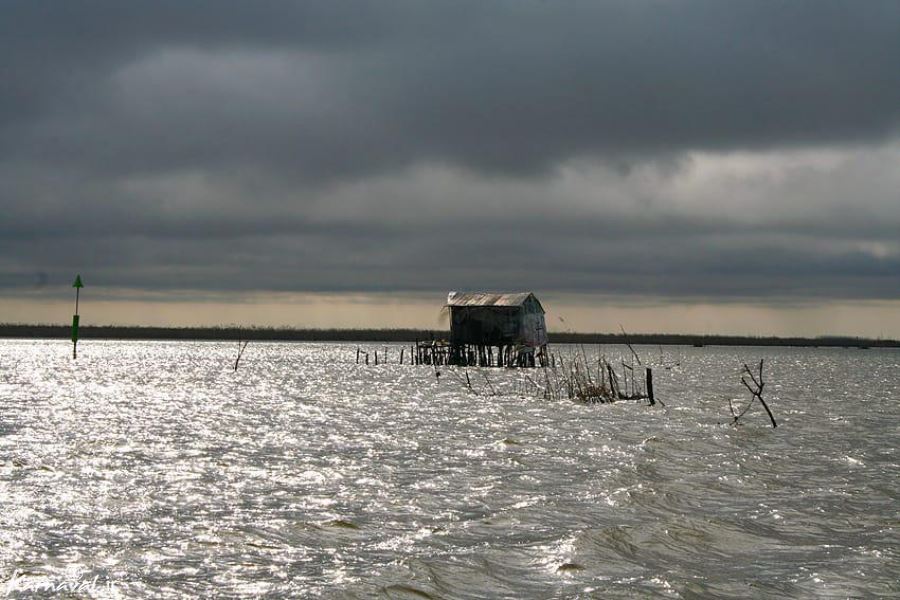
514, 347, 656, 405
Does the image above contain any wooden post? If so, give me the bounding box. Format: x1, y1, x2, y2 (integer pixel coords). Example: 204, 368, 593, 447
607, 364, 620, 399
400, 348, 404, 364
365, 353, 369, 365
356, 347, 360, 364
646, 367, 655, 406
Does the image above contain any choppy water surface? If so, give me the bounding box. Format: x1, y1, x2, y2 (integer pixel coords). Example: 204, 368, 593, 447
0, 341, 897, 598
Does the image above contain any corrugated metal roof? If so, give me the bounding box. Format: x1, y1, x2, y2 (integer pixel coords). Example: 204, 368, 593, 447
446, 291, 535, 308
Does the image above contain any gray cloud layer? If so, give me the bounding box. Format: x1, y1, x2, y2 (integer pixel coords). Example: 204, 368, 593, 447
1, 1, 899, 302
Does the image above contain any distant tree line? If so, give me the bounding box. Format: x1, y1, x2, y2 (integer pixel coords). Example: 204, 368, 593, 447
0, 324, 896, 348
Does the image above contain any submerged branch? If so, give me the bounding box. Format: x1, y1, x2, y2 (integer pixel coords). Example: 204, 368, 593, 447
234, 340, 249, 372
731, 359, 777, 428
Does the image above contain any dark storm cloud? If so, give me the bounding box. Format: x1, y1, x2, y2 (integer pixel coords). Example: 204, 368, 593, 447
4, 1, 900, 178
1, 1, 899, 303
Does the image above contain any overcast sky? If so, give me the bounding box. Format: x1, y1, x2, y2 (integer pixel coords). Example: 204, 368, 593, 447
2, 1, 899, 334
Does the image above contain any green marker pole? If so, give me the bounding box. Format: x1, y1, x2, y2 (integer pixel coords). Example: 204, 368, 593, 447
72, 274, 83, 359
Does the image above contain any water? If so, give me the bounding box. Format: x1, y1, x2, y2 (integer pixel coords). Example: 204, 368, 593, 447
1, 340, 898, 598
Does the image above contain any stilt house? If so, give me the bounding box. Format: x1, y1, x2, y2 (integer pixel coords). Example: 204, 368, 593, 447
445, 291, 548, 367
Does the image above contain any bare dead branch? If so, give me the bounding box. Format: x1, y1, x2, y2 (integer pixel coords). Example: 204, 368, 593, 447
619, 324, 643, 366
732, 360, 776, 428
234, 340, 249, 371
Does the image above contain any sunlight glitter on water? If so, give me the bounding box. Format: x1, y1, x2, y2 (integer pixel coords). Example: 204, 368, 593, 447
0, 340, 898, 597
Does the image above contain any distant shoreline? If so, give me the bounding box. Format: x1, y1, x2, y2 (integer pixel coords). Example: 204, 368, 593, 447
0, 324, 895, 348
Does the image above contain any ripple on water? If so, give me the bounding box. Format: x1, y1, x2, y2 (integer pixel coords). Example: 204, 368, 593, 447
1, 340, 898, 597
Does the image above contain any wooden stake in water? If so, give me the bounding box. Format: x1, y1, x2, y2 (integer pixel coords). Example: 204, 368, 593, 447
71, 274, 84, 359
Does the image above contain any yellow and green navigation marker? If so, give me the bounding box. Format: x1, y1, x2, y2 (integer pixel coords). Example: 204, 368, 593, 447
72, 274, 83, 359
